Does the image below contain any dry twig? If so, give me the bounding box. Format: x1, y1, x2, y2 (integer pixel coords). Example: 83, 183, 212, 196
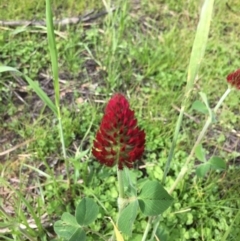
0, 8, 115, 27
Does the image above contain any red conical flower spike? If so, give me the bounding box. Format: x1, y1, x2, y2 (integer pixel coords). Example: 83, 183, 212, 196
227, 69, 240, 89
92, 94, 145, 169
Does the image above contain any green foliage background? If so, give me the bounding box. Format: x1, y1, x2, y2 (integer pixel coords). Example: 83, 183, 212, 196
0, 0, 240, 240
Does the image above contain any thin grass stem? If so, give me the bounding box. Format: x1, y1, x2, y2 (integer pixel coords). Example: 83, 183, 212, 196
169, 88, 231, 194
45, 0, 69, 181
146, 0, 215, 239
141, 216, 154, 241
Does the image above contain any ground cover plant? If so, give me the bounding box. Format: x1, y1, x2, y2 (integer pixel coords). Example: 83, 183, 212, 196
0, 0, 240, 240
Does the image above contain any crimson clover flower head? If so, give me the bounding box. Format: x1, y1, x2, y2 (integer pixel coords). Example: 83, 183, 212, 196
227, 69, 240, 89
92, 93, 145, 169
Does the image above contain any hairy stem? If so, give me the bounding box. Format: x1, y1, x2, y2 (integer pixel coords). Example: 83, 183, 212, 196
117, 169, 125, 200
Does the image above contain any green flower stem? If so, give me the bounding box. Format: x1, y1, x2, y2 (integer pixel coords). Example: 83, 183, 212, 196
110, 169, 125, 241
169, 87, 231, 194
117, 169, 125, 198
162, 106, 185, 184
109, 169, 125, 241
149, 216, 161, 240
213, 86, 231, 112
117, 168, 125, 213
141, 216, 154, 241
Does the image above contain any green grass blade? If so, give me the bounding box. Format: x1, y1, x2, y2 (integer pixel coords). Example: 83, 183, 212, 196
0, 66, 57, 114
0, 177, 43, 235
162, 0, 215, 184
0, 66, 20, 73
186, 0, 214, 93
45, 0, 68, 169
24, 75, 57, 114
221, 209, 240, 241
45, 0, 60, 106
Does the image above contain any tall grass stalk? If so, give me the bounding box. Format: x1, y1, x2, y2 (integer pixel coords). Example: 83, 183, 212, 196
162, 0, 215, 184
45, 0, 69, 179
142, 0, 215, 240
